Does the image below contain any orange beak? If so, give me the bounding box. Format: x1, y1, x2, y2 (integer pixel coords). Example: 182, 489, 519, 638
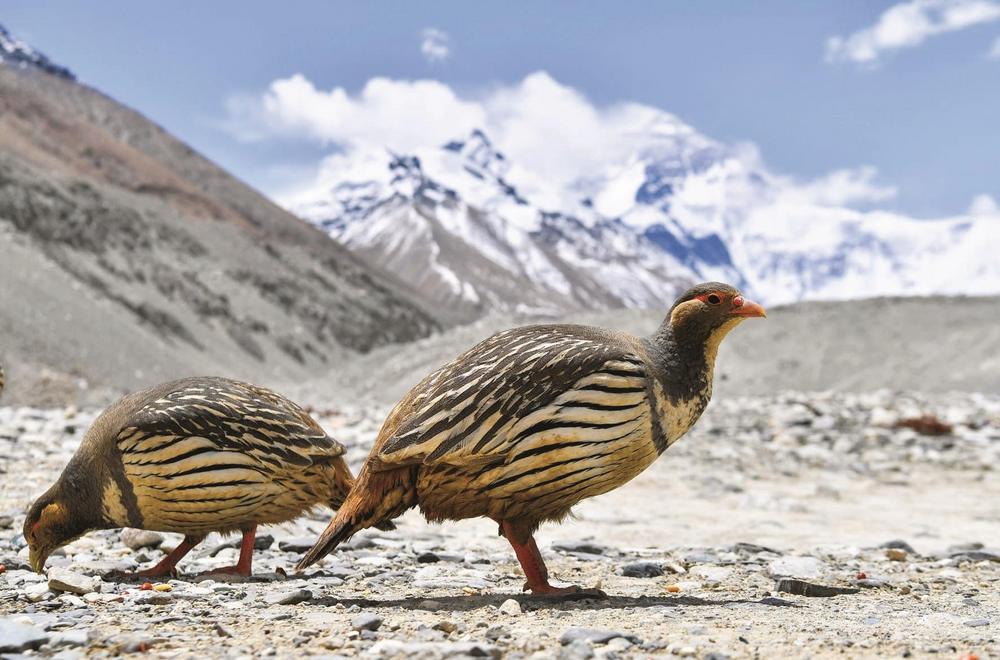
731, 298, 767, 318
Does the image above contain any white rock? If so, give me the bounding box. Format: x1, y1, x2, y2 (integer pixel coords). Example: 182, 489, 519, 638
47, 569, 96, 595
498, 598, 521, 615
768, 556, 826, 580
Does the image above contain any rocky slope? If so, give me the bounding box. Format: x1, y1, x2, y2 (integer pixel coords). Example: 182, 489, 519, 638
0, 30, 437, 404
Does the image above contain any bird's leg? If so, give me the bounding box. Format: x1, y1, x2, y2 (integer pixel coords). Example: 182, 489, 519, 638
207, 525, 256, 577
500, 520, 606, 598
111, 534, 204, 580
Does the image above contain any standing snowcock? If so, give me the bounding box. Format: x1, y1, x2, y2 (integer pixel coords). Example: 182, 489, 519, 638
23, 377, 390, 578
296, 282, 766, 596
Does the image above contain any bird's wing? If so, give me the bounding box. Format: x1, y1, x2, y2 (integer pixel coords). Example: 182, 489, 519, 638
375, 326, 649, 469
115, 377, 344, 473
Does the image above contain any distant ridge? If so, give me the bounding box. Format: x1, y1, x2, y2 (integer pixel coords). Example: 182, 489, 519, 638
0, 25, 437, 404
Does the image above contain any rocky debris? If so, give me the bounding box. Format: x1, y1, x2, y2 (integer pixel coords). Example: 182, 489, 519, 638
0, 617, 49, 652
368, 640, 500, 658
776, 579, 860, 598
0, 395, 997, 658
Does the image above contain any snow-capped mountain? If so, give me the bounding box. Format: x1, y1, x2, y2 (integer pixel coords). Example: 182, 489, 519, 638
0, 24, 74, 80
291, 129, 741, 318
288, 116, 1000, 314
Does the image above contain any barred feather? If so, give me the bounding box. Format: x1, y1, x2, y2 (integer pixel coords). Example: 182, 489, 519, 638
297, 323, 712, 570
103, 377, 352, 535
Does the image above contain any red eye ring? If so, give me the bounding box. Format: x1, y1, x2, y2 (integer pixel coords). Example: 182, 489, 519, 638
706, 293, 722, 305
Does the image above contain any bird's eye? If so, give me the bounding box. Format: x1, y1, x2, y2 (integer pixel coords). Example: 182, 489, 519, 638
707, 294, 722, 305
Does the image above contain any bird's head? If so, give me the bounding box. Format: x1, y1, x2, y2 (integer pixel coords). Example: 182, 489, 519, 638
666, 282, 766, 359
24, 478, 92, 573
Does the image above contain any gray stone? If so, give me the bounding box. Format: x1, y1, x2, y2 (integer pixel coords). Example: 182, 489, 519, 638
119, 529, 163, 550
131, 591, 174, 606
277, 537, 315, 553
621, 561, 663, 578
266, 588, 312, 605
498, 598, 521, 615
0, 617, 49, 652
50, 628, 90, 647
367, 640, 499, 658
963, 619, 990, 628
560, 627, 639, 645
880, 539, 916, 554
47, 569, 96, 595
559, 639, 595, 660
552, 540, 608, 556
776, 578, 860, 597
351, 612, 383, 631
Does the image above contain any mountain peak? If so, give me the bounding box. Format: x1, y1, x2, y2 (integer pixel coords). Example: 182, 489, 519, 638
0, 23, 74, 80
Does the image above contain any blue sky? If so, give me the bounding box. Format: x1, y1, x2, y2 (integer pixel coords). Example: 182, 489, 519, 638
3, 1, 999, 217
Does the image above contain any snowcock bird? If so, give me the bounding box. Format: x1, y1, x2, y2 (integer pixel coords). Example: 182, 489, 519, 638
297, 282, 765, 595
24, 376, 379, 577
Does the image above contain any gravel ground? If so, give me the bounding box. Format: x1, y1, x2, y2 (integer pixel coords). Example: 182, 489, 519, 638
1, 392, 998, 659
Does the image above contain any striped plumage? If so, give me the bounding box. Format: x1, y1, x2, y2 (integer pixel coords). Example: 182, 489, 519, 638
298, 282, 766, 595
24, 376, 361, 577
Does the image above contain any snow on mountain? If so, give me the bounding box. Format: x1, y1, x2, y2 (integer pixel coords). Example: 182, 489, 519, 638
0, 24, 74, 80
290, 129, 739, 317
288, 114, 1000, 314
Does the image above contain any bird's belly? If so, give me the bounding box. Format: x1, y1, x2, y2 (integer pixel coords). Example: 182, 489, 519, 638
416, 399, 659, 523
121, 437, 330, 534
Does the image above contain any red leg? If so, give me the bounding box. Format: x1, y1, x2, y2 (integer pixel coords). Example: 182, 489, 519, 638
501, 521, 606, 598
207, 526, 256, 577
111, 535, 204, 580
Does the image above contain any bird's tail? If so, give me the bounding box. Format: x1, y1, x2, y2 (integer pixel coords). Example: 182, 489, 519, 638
326, 455, 396, 533
297, 464, 415, 571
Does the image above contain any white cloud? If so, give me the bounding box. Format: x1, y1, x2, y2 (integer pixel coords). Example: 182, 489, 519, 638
968, 193, 999, 214
224, 71, 701, 192
225, 74, 486, 152
776, 166, 899, 207
989, 35, 1000, 57
225, 70, 905, 216
826, 0, 1000, 64
420, 28, 450, 63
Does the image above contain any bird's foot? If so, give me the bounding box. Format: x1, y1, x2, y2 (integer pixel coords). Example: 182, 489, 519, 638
197, 565, 253, 580
524, 581, 608, 599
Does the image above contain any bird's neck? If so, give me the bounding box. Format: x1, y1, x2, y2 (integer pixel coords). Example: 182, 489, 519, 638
647, 317, 739, 403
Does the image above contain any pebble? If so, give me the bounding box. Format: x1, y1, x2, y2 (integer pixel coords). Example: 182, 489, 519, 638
559, 639, 595, 660
552, 540, 608, 556
47, 569, 96, 595
265, 588, 312, 606
621, 561, 663, 578
498, 598, 522, 615
276, 537, 315, 553
963, 619, 990, 628
351, 612, 383, 631
119, 529, 164, 550
885, 548, 908, 562
768, 556, 826, 580
0, 616, 50, 652
559, 627, 637, 645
